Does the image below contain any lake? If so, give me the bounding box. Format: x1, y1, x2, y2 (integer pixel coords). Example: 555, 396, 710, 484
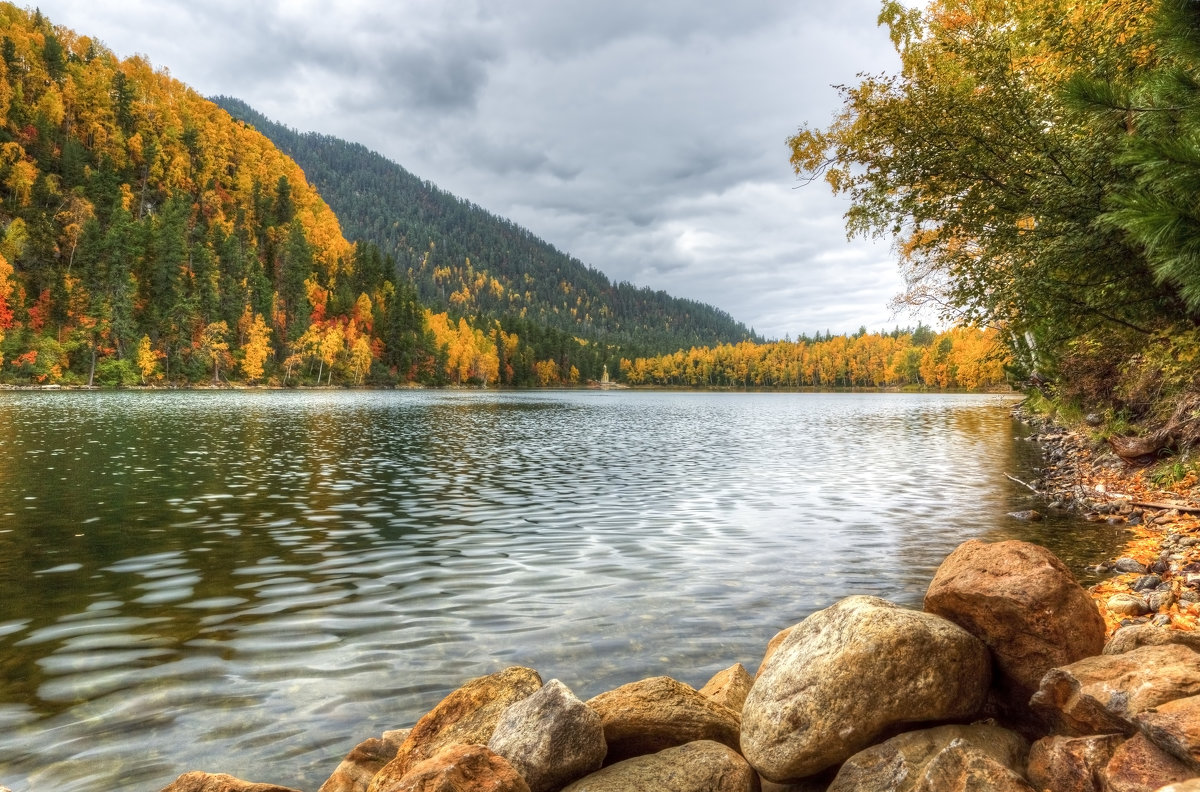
0, 390, 1127, 791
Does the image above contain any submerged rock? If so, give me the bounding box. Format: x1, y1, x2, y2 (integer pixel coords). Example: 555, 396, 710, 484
586, 676, 740, 765
741, 595, 990, 782
559, 740, 758, 792
487, 679, 606, 792
923, 539, 1105, 714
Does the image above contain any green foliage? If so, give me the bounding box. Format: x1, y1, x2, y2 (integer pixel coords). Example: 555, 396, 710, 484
1070, 0, 1200, 314
792, 0, 1185, 361
1148, 453, 1200, 487
94, 357, 137, 387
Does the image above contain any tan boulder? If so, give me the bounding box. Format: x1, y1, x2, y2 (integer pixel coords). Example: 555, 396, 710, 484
319, 730, 409, 792
1152, 781, 1200, 792
756, 627, 793, 677
368, 667, 542, 790
487, 679, 606, 792
585, 676, 740, 765
923, 539, 1105, 712
1031, 645, 1200, 736
698, 663, 754, 714
741, 595, 991, 782
827, 724, 1033, 792
1105, 625, 1200, 655
372, 744, 530, 792
1136, 695, 1200, 773
1026, 734, 1124, 792
159, 773, 302, 792
1103, 734, 1195, 792
559, 740, 759, 792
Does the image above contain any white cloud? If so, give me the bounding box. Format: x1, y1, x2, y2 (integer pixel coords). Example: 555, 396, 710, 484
37, 0, 915, 338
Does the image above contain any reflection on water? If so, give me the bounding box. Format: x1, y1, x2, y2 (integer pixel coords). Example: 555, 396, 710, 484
0, 390, 1126, 791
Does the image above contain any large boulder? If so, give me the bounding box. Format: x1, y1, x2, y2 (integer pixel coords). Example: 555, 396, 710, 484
1105, 624, 1200, 656
698, 664, 754, 714
487, 679, 606, 792
923, 539, 1105, 712
319, 730, 409, 792
558, 740, 759, 792
1102, 734, 1196, 792
159, 773, 302, 792
1026, 734, 1124, 792
1031, 645, 1200, 736
741, 595, 991, 782
585, 676, 740, 764
368, 667, 542, 790
826, 724, 1033, 792
1136, 695, 1200, 773
371, 744, 530, 792
1153, 782, 1200, 792
756, 627, 794, 677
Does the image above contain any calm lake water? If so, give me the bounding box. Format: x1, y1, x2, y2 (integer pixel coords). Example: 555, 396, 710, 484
0, 390, 1127, 791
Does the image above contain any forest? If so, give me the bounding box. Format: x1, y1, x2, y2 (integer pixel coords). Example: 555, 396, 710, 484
792, 0, 1200, 428
621, 325, 1008, 390
0, 4, 751, 389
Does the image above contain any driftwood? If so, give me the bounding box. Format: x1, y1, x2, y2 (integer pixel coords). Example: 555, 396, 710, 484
1108, 394, 1200, 463
1004, 473, 1039, 492
1130, 501, 1200, 515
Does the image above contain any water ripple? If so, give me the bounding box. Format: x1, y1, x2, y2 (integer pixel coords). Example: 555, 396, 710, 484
0, 390, 1129, 792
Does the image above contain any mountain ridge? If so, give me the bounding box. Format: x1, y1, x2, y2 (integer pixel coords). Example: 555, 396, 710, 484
212, 96, 761, 356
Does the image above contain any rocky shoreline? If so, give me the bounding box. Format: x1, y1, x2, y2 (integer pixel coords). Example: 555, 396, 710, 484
1014, 405, 1200, 634
156, 536, 1200, 792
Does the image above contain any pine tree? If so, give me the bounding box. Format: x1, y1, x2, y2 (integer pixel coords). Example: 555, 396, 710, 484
1073, 0, 1200, 313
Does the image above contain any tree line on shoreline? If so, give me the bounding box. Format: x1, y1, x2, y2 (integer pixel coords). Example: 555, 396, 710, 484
620, 325, 1008, 390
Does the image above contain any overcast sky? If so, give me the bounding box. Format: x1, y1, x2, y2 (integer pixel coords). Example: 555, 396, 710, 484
35, 0, 918, 339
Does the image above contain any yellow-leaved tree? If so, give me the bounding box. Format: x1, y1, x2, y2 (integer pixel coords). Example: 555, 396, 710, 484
240, 313, 272, 384
135, 335, 161, 384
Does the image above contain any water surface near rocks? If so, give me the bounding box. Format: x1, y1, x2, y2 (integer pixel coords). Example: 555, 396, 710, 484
0, 390, 1126, 791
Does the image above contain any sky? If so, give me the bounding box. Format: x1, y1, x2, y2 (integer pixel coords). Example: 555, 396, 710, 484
33, 0, 919, 339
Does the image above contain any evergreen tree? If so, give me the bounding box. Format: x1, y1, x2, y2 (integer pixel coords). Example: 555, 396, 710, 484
1072, 0, 1200, 313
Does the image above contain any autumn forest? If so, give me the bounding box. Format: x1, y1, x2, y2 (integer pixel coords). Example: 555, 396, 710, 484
4, 0, 1200, 401
0, 3, 1014, 392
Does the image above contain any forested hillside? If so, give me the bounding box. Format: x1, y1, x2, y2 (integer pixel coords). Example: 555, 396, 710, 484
0, 3, 440, 386
212, 97, 759, 355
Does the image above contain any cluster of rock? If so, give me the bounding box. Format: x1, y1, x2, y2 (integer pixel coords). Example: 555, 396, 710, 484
159, 539, 1200, 792
1013, 413, 1200, 632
